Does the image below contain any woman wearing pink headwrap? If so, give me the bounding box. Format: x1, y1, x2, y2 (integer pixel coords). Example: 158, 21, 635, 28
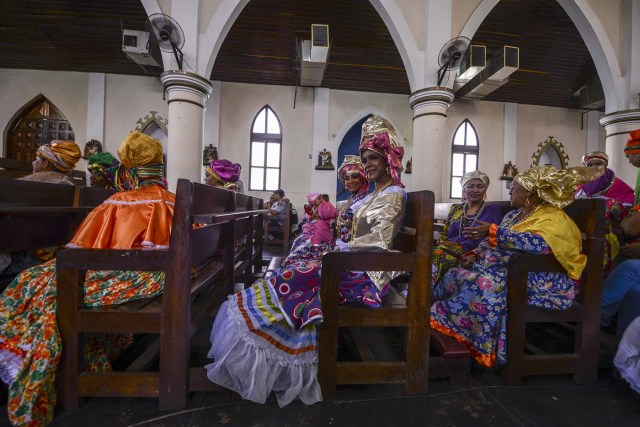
205, 115, 407, 407
205, 159, 241, 191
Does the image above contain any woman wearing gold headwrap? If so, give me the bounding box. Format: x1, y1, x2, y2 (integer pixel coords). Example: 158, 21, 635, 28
432, 170, 504, 283
205, 115, 407, 407
0, 132, 174, 427
431, 165, 601, 368
19, 140, 82, 185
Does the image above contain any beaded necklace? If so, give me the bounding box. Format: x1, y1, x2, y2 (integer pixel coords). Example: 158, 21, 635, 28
501, 204, 541, 229
352, 179, 393, 234
458, 201, 486, 239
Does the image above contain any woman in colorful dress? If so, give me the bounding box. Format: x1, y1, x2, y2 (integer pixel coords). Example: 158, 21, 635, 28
87, 151, 120, 189
335, 154, 370, 244
18, 140, 82, 185
575, 151, 634, 273
205, 115, 407, 406
432, 170, 503, 283
431, 165, 601, 367
0, 132, 173, 427
287, 192, 338, 262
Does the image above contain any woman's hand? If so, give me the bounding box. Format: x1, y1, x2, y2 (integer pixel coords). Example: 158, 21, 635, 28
460, 254, 477, 269
621, 242, 640, 258
462, 220, 491, 239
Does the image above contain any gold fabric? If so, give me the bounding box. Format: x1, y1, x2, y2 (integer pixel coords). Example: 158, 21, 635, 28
360, 115, 399, 149
511, 205, 586, 280
117, 132, 164, 169
461, 170, 490, 189
514, 165, 603, 208
349, 188, 406, 290
37, 140, 81, 172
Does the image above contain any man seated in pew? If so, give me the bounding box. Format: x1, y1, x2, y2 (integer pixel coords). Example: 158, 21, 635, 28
0, 132, 174, 427
205, 115, 407, 406
204, 158, 241, 191
614, 314, 640, 393
87, 152, 119, 189
574, 151, 634, 274
432, 170, 503, 283
431, 165, 602, 368
18, 140, 82, 185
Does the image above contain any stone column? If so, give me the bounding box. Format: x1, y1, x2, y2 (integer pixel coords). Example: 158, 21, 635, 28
409, 87, 455, 201
599, 109, 640, 186
160, 70, 213, 191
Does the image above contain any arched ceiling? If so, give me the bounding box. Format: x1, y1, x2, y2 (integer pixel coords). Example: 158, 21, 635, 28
0, 0, 601, 110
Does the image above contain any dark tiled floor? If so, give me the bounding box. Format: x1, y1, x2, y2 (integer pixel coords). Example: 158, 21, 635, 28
2, 244, 640, 426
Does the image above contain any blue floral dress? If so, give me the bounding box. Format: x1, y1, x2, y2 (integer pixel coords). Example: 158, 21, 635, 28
430, 209, 576, 367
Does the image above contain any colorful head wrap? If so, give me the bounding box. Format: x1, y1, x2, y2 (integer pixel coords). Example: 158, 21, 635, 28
36, 140, 82, 173
460, 170, 490, 189
359, 115, 405, 188
307, 192, 322, 205
514, 165, 604, 208
581, 151, 609, 167
114, 132, 166, 191
87, 152, 120, 174
205, 159, 241, 190
624, 129, 640, 155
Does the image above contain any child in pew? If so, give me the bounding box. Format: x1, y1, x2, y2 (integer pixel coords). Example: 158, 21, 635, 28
0, 132, 174, 427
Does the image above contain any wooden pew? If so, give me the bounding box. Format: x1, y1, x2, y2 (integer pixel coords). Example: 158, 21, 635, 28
318, 190, 434, 398
0, 157, 31, 180
264, 202, 291, 249
56, 180, 266, 410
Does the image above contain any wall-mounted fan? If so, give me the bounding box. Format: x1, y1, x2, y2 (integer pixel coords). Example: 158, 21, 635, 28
146, 13, 185, 70
436, 36, 470, 86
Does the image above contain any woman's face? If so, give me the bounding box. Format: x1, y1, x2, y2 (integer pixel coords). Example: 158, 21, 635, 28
205, 174, 222, 188
343, 171, 364, 194
585, 158, 606, 168
90, 169, 108, 188
32, 156, 47, 173
463, 179, 487, 203
627, 153, 640, 168
361, 149, 388, 182
509, 180, 530, 208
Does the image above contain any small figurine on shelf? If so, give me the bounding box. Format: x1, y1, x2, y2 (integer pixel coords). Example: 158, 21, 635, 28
203, 144, 218, 166
500, 161, 518, 180
405, 157, 412, 174
315, 148, 335, 170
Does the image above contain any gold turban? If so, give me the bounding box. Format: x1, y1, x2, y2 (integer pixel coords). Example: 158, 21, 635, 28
338, 155, 366, 182
461, 170, 490, 189
117, 132, 164, 169
514, 165, 604, 208
37, 140, 82, 172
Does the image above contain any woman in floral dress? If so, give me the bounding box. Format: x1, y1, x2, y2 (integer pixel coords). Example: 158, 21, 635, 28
206, 115, 407, 406
0, 132, 173, 427
431, 165, 602, 367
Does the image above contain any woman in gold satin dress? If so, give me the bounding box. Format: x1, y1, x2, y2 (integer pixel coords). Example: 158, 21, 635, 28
205, 115, 407, 407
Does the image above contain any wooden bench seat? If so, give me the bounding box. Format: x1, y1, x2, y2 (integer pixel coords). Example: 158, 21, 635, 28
56, 180, 266, 410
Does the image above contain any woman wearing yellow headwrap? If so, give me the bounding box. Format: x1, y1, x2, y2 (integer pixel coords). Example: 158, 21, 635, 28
0, 132, 174, 427
19, 140, 82, 185
431, 165, 601, 368
432, 170, 504, 283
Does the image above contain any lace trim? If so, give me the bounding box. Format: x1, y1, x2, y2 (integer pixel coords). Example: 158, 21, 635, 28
103, 199, 175, 206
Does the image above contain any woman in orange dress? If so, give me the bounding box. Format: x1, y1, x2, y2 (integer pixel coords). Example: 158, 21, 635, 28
0, 132, 174, 427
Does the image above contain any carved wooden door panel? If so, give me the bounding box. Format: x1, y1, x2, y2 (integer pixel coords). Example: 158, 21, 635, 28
6, 96, 74, 161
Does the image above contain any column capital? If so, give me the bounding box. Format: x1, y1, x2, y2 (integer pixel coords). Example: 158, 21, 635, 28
409, 87, 455, 111
599, 109, 640, 133
160, 70, 214, 99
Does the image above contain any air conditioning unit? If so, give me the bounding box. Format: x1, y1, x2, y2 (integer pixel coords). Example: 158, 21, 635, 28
489, 46, 519, 81
310, 24, 329, 62
122, 29, 160, 67
457, 45, 486, 81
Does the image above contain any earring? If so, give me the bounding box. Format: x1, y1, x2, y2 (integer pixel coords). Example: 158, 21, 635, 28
386, 166, 390, 176
525, 197, 530, 207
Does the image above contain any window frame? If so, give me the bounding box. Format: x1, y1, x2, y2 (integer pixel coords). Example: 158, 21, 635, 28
249, 105, 283, 191
450, 119, 480, 199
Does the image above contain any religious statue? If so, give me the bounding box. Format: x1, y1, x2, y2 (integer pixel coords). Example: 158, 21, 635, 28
203, 144, 218, 165
82, 139, 103, 160
315, 148, 335, 170
405, 157, 412, 174
501, 161, 518, 180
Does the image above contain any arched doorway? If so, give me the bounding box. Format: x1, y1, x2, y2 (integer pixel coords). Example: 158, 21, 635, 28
336, 115, 371, 202
5, 95, 74, 162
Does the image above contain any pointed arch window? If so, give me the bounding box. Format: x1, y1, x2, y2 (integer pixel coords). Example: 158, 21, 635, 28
250, 106, 282, 191
450, 119, 479, 198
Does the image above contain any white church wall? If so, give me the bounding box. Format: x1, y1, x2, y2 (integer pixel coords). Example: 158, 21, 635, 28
104, 74, 166, 153
0, 69, 88, 155
218, 81, 315, 212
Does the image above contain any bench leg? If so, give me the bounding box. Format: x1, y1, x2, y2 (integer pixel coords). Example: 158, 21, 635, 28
57, 268, 82, 410
403, 325, 428, 395
318, 322, 339, 400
